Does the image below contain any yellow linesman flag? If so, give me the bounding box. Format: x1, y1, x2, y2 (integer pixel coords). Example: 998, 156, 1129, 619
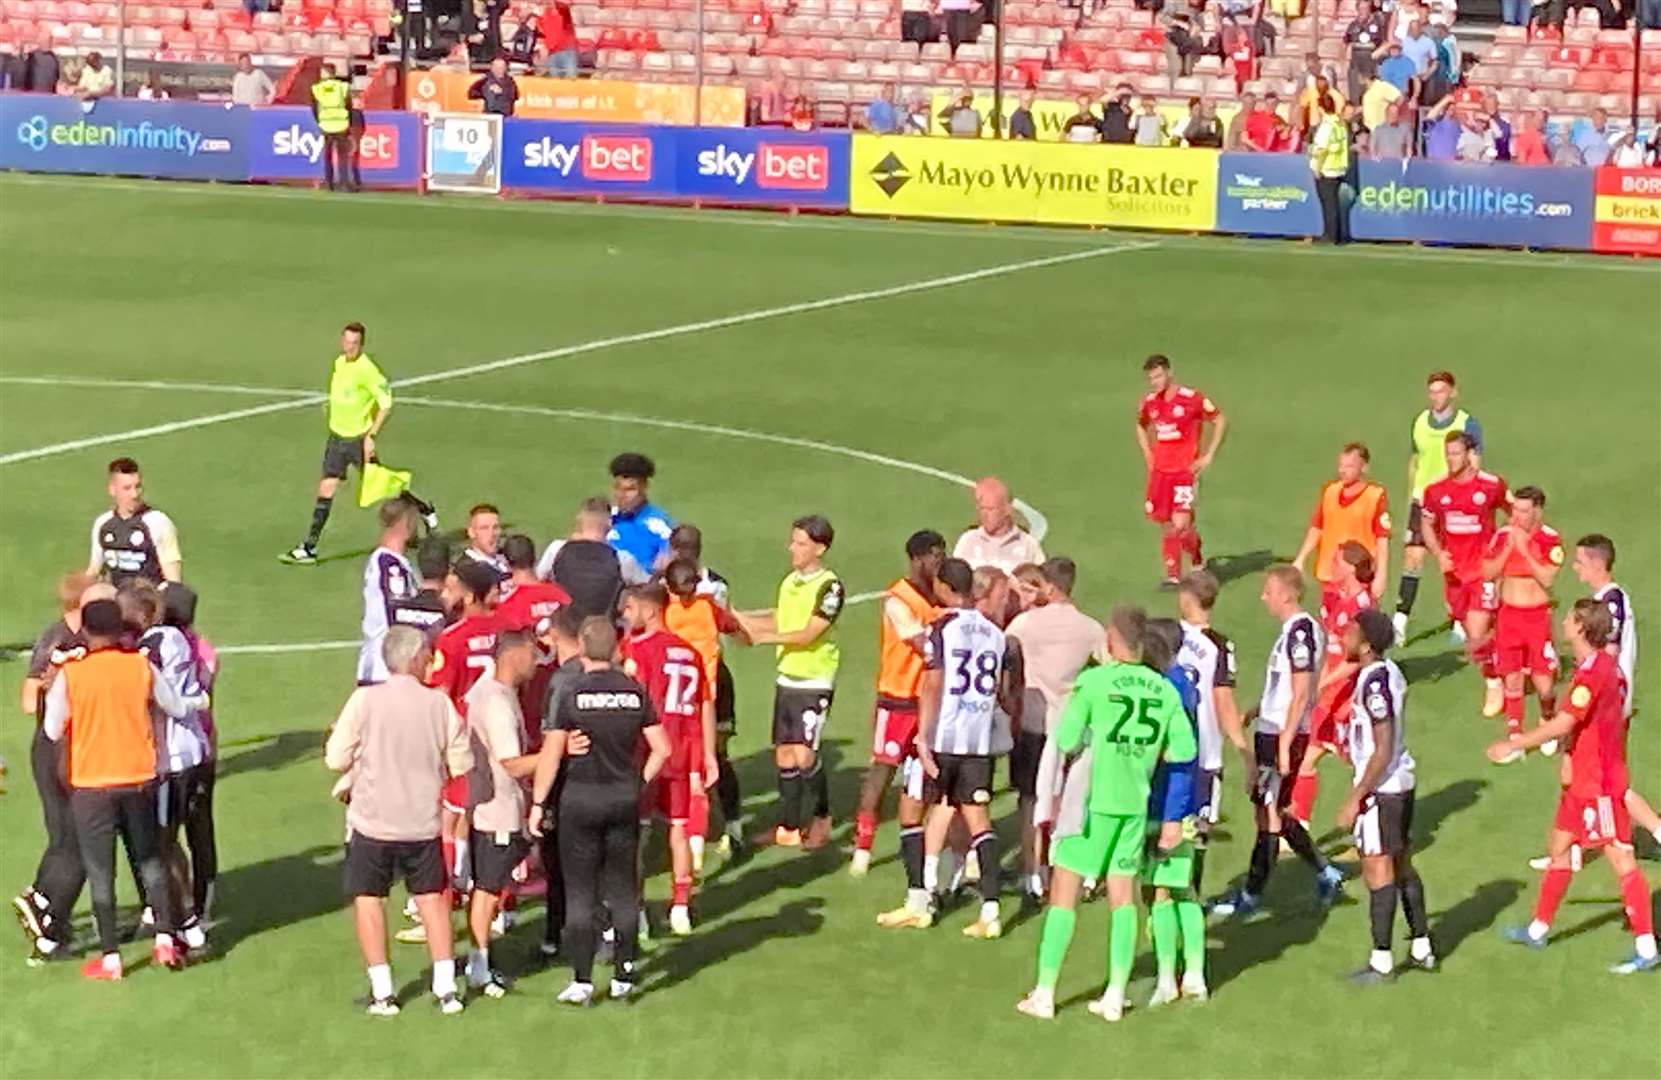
359, 461, 412, 507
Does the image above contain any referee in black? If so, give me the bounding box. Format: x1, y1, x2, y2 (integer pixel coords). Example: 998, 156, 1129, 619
531, 617, 670, 1007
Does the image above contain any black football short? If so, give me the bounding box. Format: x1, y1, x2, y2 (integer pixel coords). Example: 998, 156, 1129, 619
1254, 731, 1307, 812
321, 433, 366, 480
1403, 499, 1426, 548
470, 829, 530, 893
771, 685, 833, 749
1009, 729, 1044, 800
1354, 790, 1415, 857
714, 657, 736, 734
343, 834, 445, 898
927, 753, 995, 809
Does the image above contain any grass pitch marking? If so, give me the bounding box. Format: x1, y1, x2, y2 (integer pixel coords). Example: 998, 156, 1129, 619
0, 241, 1154, 468
0, 378, 1049, 656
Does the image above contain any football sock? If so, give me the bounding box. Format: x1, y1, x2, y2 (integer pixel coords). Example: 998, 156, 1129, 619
368, 963, 394, 1001
1191, 844, 1208, 894
1281, 817, 1324, 871
1532, 866, 1573, 932
1176, 898, 1207, 978
1473, 642, 1497, 680
1537, 692, 1557, 724
1619, 869, 1654, 940
1396, 572, 1420, 616
715, 755, 740, 826
808, 761, 830, 819
1368, 882, 1399, 952
971, 831, 999, 905
1399, 870, 1430, 938
1181, 527, 1203, 567
1150, 899, 1178, 983
671, 876, 692, 907
452, 836, 470, 882
431, 958, 456, 998
1503, 689, 1525, 732
687, 791, 710, 845
777, 768, 803, 831
1108, 904, 1137, 992
305, 496, 333, 549
1246, 831, 1275, 895
855, 811, 878, 853
1035, 905, 1076, 992
1289, 771, 1319, 826
467, 947, 489, 982
1159, 534, 1181, 580
900, 826, 925, 890
922, 853, 940, 894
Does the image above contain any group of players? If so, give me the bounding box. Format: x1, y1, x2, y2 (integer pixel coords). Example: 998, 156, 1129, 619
12, 338, 1656, 1014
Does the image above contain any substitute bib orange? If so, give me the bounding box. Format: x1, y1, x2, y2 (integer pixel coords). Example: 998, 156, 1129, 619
876, 578, 940, 701
1310, 481, 1391, 583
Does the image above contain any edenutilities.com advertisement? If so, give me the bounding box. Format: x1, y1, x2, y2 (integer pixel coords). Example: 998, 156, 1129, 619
499, 120, 849, 207
1350, 159, 1595, 250
850, 134, 1217, 231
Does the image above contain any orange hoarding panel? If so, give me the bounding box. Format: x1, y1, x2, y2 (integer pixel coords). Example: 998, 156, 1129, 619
405, 69, 746, 127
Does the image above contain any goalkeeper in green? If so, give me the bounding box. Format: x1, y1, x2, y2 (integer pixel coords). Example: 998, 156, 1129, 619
1016, 605, 1197, 1022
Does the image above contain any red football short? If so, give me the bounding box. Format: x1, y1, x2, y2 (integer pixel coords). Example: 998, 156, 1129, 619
1144, 468, 1197, 524
1554, 791, 1631, 849
1311, 670, 1357, 755
442, 776, 469, 815
1443, 575, 1498, 623
654, 775, 692, 826
1495, 603, 1556, 676
870, 699, 920, 766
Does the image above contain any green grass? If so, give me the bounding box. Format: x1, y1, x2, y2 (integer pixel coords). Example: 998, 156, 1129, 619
0, 172, 1658, 1079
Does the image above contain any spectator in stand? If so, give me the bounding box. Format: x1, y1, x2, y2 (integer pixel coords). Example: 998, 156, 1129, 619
76, 52, 114, 101
136, 71, 169, 100
1226, 91, 1256, 148
1455, 110, 1498, 161
1645, 105, 1661, 164
1549, 120, 1584, 165
56, 57, 82, 96
789, 94, 816, 132
1242, 91, 1280, 151
1360, 71, 1402, 131
940, 0, 980, 56
1544, 0, 1620, 29
755, 71, 788, 126
1482, 92, 1511, 159
1064, 94, 1102, 143
1271, 107, 1303, 151
231, 54, 275, 106
1370, 100, 1413, 157
1422, 22, 1458, 105
940, 90, 981, 137
1422, 95, 1462, 160
864, 84, 902, 134
1610, 126, 1646, 167
537, 1, 579, 78
1101, 83, 1135, 144
22, 34, 60, 94
902, 90, 932, 134
1571, 108, 1615, 166
1344, 0, 1389, 102
1375, 39, 1415, 96
1397, 19, 1438, 96
1268, 0, 1303, 18
1643, 0, 1661, 30
1009, 89, 1038, 140
1182, 97, 1224, 147
1509, 110, 1550, 164
1225, 26, 1257, 90
468, 57, 518, 117
1133, 97, 1167, 146
1163, 10, 1213, 79
1299, 72, 1344, 135
900, 0, 937, 46
1500, 0, 1530, 24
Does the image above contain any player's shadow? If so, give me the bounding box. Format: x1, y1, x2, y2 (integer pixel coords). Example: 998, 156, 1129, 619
197, 842, 345, 958
216, 730, 323, 780
640, 897, 825, 998
1398, 649, 1467, 685
1411, 778, 1486, 854
1205, 549, 1276, 586
1432, 877, 1524, 959
311, 545, 377, 567
1205, 873, 1341, 991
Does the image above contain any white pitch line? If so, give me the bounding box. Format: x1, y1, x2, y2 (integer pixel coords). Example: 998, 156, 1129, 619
0, 241, 1154, 468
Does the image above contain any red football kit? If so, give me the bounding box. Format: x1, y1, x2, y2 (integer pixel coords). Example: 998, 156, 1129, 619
1554, 650, 1632, 847
1311, 583, 1372, 751
428, 610, 501, 810
1420, 469, 1509, 621
495, 579, 571, 739
1489, 524, 1565, 677
621, 627, 705, 824
1137, 385, 1219, 522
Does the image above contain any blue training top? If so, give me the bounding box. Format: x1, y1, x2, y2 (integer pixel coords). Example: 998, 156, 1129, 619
608, 501, 674, 576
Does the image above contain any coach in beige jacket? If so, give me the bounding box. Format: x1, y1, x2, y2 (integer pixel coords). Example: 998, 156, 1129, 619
325, 625, 474, 1016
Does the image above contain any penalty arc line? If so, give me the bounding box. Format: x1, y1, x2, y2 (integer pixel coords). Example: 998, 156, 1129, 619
0, 240, 1157, 468
0, 380, 1048, 657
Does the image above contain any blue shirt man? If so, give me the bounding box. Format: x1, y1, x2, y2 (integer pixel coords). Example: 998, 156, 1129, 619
1424, 114, 1461, 160
607, 452, 673, 576
1379, 48, 1416, 93
865, 94, 900, 134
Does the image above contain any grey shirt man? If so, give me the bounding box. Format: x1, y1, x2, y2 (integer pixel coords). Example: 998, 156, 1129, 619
325, 673, 473, 842
1370, 120, 1413, 158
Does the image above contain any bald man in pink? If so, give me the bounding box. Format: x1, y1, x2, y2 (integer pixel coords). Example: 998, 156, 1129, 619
953, 477, 1045, 575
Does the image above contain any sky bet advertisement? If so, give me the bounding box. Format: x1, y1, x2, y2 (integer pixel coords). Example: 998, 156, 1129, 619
247, 106, 421, 187
1, 95, 248, 180
501, 120, 848, 208
1350, 159, 1595, 250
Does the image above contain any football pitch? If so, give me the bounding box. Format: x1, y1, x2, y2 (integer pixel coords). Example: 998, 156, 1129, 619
0, 171, 1657, 1079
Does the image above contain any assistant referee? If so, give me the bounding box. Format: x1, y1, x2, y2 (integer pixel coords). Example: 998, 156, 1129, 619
281, 322, 434, 565
531, 617, 671, 1007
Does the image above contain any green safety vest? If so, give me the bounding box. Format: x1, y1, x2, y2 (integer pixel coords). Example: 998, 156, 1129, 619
1313, 117, 1350, 178
312, 77, 351, 134
1410, 407, 1471, 498
775, 567, 840, 685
